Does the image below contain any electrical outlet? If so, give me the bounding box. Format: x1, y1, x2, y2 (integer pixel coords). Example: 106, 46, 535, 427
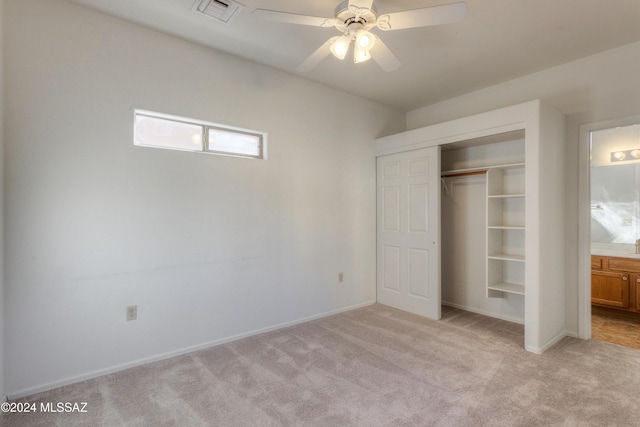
622, 218, 632, 226
126, 305, 137, 321
338, 272, 343, 283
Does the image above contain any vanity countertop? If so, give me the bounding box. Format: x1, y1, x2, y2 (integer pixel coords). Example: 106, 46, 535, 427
591, 250, 640, 259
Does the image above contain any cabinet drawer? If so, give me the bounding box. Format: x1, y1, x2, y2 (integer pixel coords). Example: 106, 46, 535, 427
591, 271, 630, 308
608, 258, 640, 273
591, 256, 602, 269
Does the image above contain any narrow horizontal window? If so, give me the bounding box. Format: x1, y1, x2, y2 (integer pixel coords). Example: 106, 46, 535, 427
135, 114, 203, 152
134, 110, 266, 159
207, 127, 261, 157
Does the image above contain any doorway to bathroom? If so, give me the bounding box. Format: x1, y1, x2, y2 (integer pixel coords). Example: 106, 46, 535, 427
583, 118, 640, 348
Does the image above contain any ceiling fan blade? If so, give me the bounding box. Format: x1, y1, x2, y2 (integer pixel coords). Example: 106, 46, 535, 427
348, 0, 374, 17
348, 0, 374, 11
253, 9, 330, 27
377, 2, 467, 31
297, 37, 339, 72
371, 37, 401, 72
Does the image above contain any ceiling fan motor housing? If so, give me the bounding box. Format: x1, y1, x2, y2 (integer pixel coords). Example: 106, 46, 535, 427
335, 0, 378, 30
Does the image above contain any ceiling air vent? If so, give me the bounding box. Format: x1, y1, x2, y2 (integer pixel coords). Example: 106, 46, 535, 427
192, 0, 244, 24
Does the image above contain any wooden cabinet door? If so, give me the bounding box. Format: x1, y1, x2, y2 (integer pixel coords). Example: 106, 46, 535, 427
591, 271, 630, 308
633, 274, 640, 311
591, 256, 603, 269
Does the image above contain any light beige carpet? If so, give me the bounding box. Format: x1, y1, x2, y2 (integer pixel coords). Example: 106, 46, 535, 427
3, 304, 640, 426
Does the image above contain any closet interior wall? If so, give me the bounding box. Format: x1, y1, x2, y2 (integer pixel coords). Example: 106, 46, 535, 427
441, 136, 526, 324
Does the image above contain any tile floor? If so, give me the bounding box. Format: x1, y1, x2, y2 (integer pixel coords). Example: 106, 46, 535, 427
591, 305, 640, 349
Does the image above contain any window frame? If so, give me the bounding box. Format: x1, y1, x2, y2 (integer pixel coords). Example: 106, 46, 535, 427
133, 109, 267, 160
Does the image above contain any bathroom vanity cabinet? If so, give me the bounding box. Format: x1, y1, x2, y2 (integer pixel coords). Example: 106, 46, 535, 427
591, 255, 640, 311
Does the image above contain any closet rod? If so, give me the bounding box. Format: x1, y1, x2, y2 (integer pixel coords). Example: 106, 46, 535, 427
441, 170, 487, 178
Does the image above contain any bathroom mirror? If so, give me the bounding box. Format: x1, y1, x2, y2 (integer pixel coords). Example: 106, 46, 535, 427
591, 124, 640, 247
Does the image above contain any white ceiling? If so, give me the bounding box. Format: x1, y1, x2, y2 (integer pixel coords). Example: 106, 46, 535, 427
66, 0, 640, 111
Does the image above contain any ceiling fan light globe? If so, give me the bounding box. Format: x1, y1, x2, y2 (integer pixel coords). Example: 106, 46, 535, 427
355, 30, 375, 51
330, 35, 351, 60
354, 45, 371, 63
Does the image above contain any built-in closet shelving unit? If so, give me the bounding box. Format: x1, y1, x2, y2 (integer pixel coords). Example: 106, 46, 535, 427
486, 163, 525, 297
441, 161, 526, 298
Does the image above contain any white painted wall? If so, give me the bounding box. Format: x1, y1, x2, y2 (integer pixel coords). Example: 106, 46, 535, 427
536, 102, 567, 347
3, 0, 405, 397
0, 0, 5, 402
407, 40, 640, 337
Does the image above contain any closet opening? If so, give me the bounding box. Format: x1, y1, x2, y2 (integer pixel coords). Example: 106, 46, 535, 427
440, 130, 526, 338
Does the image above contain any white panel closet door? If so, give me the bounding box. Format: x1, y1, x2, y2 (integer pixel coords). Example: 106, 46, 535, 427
376, 147, 441, 319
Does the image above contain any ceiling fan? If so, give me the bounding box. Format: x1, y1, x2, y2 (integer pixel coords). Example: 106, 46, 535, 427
252, 0, 467, 72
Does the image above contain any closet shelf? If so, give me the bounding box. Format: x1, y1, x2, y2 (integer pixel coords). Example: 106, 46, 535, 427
488, 282, 525, 295
442, 162, 525, 177
488, 254, 525, 262
487, 162, 525, 170
488, 194, 525, 199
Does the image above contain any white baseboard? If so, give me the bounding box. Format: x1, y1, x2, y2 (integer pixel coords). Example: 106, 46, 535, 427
442, 301, 524, 325
9, 300, 375, 399
564, 330, 579, 339
525, 329, 567, 354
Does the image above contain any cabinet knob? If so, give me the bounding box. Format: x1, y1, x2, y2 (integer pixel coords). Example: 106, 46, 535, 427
623, 276, 628, 280
637, 278, 640, 283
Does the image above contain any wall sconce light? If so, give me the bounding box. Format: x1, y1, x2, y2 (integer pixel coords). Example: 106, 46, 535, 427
611, 148, 640, 162
613, 151, 626, 161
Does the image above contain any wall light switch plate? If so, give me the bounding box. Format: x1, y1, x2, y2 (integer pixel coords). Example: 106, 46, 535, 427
622, 218, 632, 226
